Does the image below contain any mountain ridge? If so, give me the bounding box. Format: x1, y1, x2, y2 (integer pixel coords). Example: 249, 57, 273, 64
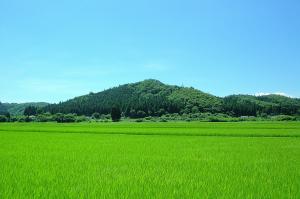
0, 102, 49, 116
42, 79, 300, 117
43, 79, 222, 116
1, 79, 299, 116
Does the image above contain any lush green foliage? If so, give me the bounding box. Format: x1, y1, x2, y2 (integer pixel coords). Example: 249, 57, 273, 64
2, 102, 48, 116
91, 112, 100, 119
43, 79, 223, 116
0, 115, 8, 122
0, 102, 9, 115
41, 80, 299, 118
2, 112, 299, 123
111, 107, 121, 122
168, 87, 222, 113
0, 122, 299, 198
1, 80, 299, 120
224, 95, 300, 116
24, 106, 38, 116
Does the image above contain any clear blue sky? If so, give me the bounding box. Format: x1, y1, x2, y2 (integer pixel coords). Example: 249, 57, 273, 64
0, 0, 299, 103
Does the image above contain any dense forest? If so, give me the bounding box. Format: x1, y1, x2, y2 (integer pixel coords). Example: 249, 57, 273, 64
0, 102, 7, 115
5, 102, 48, 115
0, 102, 48, 116
1, 79, 299, 122
223, 94, 300, 116
43, 79, 223, 117
42, 79, 300, 117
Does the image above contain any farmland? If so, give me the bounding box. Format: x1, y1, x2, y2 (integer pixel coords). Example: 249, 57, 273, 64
0, 122, 300, 198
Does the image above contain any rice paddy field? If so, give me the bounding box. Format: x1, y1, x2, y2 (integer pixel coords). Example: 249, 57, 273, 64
0, 122, 300, 198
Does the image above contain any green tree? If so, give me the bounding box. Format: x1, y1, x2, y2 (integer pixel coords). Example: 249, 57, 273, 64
5, 112, 10, 119
111, 107, 121, 122
0, 115, 7, 122
63, 114, 76, 123
54, 113, 64, 123
191, 106, 199, 113
24, 106, 37, 116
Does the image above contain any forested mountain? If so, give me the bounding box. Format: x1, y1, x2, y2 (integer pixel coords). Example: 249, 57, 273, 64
43, 79, 223, 117
2, 102, 48, 116
43, 79, 300, 117
1, 79, 299, 118
223, 95, 300, 116
0, 102, 8, 115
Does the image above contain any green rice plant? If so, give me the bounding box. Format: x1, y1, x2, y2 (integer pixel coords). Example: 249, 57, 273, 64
0, 122, 299, 198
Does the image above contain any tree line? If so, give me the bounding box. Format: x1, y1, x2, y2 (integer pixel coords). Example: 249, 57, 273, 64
1, 80, 299, 122
42, 80, 300, 118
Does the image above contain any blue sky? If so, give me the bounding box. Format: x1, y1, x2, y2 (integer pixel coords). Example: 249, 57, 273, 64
0, 0, 299, 103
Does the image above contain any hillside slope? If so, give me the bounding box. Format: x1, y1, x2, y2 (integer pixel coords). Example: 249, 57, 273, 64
3, 102, 49, 116
1, 80, 299, 117
0, 102, 8, 115
223, 95, 300, 116
44, 79, 223, 116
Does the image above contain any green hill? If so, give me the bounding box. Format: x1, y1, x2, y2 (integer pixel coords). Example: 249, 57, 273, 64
2, 79, 299, 117
223, 95, 300, 116
2, 102, 49, 116
44, 79, 223, 116
43, 79, 300, 117
0, 102, 8, 115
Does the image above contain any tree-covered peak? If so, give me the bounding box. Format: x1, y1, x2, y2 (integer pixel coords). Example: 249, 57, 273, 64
135, 79, 164, 85
43, 79, 222, 116
22, 80, 298, 118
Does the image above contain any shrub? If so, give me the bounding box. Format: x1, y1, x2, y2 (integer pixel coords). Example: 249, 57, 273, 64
36, 113, 54, 122
76, 116, 87, 123
9, 117, 18, 122
129, 109, 137, 118
63, 114, 76, 123
54, 113, 64, 123
92, 112, 100, 119
159, 118, 168, 122
145, 116, 152, 120
157, 109, 165, 117
54, 113, 76, 123
272, 115, 296, 121
136, 110, 146, 118
207, 116, 226, 122
100, 114, 111, 120
17, 116, 26, 122
0, 115, 7, 122
25, 116, 33, 122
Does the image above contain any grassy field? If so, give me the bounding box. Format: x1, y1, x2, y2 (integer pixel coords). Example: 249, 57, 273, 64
0, 122, 300, 198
